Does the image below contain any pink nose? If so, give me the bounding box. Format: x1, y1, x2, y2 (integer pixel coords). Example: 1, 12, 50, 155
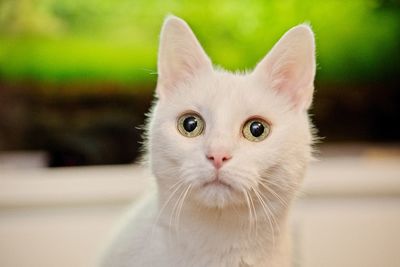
206, 153, 232, 169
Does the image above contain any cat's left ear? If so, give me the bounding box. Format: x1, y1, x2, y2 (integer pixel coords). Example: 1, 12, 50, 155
253, 25, 316, 111
156, 16, 213, 98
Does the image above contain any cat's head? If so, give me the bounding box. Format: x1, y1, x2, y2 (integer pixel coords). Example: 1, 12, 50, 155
148, 16, 316, 209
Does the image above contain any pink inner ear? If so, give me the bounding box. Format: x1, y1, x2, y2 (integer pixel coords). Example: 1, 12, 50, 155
157, 16, 212, 98
253, 25, 316, 111
270, 61, 314, 110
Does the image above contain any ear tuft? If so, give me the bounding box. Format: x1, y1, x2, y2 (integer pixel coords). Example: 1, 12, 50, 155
253, 24, 316, 111
157, 15, 212, 98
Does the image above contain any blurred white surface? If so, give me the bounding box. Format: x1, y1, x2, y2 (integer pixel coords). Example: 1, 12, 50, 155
0, 151, 47, 169
0, 155, 399, 267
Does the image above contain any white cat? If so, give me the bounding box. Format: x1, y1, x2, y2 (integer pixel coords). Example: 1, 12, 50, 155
99, 15, 316, 267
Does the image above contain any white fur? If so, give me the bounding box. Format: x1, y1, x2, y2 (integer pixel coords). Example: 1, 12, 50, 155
100, 15, 316, 267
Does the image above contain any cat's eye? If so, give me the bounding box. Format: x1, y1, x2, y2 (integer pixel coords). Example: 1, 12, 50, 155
242, 118, 270, 142
177, 113, 205, 138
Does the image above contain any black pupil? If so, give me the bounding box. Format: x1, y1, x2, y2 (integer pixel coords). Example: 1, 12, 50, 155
250, 121, 264, 137
183, 116, 197, 132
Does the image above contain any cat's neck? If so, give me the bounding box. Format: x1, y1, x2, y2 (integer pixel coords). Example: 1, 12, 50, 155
155, 197, 291, 266
158, 194, 289, 248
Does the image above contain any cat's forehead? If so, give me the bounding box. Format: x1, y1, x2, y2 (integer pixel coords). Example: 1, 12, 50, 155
170, 70, 289, 124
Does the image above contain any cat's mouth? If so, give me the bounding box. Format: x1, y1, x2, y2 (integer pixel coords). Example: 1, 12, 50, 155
202, 176, 233, 190
193, 173, 242, 208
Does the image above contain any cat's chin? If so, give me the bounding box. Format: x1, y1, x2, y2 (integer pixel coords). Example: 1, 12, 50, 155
192, 181, 242, 208
202, 178, 232, 189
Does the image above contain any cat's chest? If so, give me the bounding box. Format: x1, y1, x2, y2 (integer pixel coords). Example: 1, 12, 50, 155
166, 248, 253, 267
163, 249, 271, 267
162, 233, 267, 267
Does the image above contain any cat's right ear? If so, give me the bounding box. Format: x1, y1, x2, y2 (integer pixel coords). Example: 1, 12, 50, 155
156, 16, 212, 98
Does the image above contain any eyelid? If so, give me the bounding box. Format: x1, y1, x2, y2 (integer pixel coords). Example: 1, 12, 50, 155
241, 115, 272, 129
246, 115, 271, 124
176, 110, 202, 119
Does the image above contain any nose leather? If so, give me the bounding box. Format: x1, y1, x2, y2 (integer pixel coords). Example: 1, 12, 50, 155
206, 153, 232, 169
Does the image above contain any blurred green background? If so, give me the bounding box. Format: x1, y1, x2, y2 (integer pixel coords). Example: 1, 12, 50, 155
0, 0, 399, 166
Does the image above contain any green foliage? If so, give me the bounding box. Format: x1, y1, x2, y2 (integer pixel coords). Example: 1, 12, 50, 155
0, 0, 399, 85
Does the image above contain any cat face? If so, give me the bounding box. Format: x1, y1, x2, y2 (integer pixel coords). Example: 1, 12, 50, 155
148, 16, 316, 209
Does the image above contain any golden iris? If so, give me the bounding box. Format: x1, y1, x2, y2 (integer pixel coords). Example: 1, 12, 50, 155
177, 113, 205, 137
242, 118, 270, 142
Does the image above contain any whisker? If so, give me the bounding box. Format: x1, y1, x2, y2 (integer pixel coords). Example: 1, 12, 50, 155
248, 190, 258, 235
151, 181, 185, 238
260, 176, 298, 191
167, 179, 186, 192
170, 183, 189, 234
254, 187, 280, 232
251, 186, 276, 247
258, 181, 288, 207
242, 189, 254, 236
175, 184, 192, 235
